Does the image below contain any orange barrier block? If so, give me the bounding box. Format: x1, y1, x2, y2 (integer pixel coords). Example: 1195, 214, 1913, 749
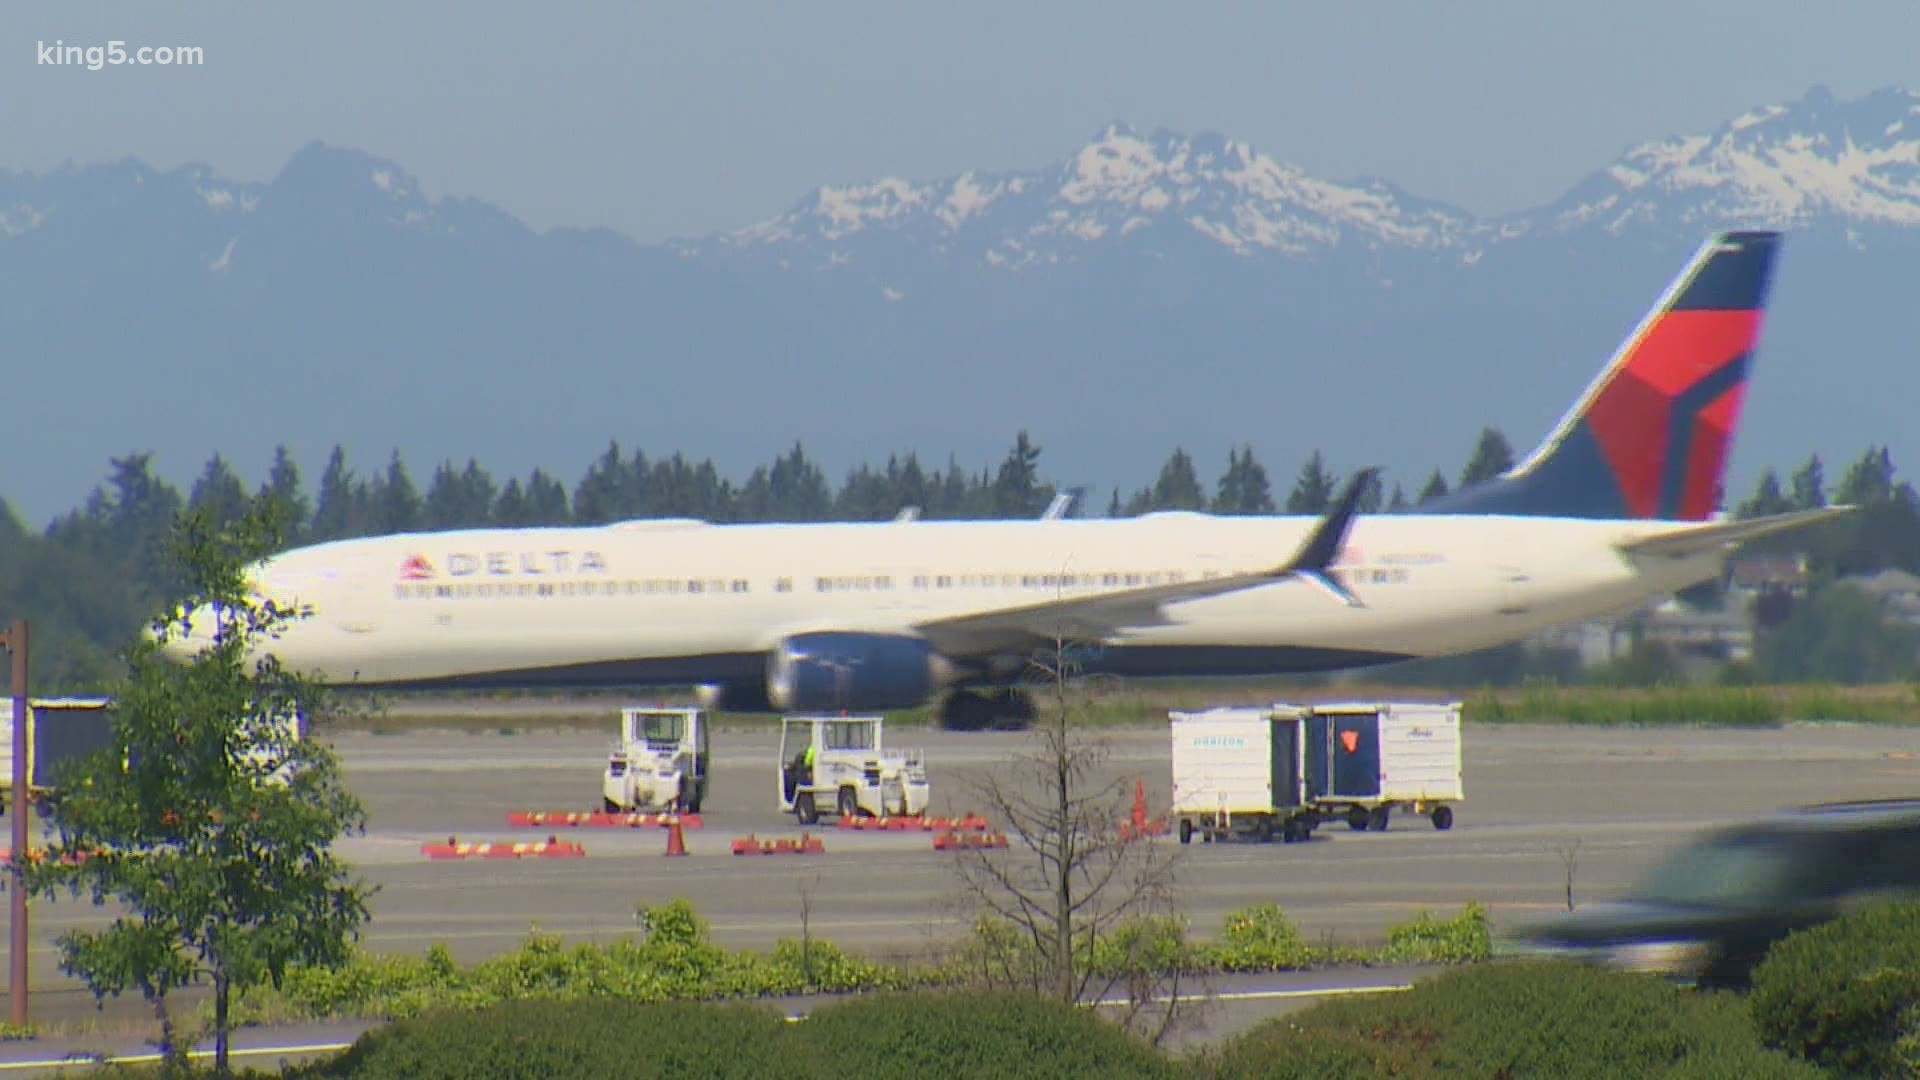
730, 832, 827, 856
932, 830, 1009, 851
508, 811, 705, 829
421, 835, 587, 859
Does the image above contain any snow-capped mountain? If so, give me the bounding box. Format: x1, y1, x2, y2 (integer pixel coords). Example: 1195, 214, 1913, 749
703, 124, 1473, 267
699, 86, 1920, 271
1536, 86, 1920, 237
2, 87, 1918, 530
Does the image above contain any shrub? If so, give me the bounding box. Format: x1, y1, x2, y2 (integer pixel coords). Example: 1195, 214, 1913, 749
796, 989, 1177, 1079
1375, 903, 1490, 965
1749, 901, 1920, 1075
300, 998, 800, 1080
1200, 903, 1317, 972
1210, 961, 1817, 1079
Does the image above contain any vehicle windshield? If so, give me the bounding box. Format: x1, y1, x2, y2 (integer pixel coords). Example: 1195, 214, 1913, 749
1631, 831, 1815, 908
638, 714, 685, 743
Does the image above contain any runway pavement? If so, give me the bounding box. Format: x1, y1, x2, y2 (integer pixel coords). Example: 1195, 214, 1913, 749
7, 718, 1920, 1033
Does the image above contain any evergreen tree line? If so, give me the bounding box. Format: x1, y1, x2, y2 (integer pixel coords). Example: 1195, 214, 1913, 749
2, 428, 1916, 690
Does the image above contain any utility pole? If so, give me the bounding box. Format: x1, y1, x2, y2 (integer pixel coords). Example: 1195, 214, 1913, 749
0, 620, 27, 1028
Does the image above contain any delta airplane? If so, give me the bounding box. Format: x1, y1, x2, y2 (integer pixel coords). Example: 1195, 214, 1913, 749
197, 231, 1841, 729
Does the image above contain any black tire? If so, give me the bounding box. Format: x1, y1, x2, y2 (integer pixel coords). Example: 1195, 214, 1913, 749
795, 793, 819, 825
603, 797, 622, 813
1431, 805, 1454, 831
1178, 819, 1193, 845
838, 787, 859, 819
1255, 818, 1275, 844
1283, 819, 1305, 844
1347, 807, 1369, 832
1368, 806, 1391, 832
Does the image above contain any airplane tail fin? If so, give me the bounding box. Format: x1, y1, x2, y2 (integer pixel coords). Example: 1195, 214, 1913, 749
1425, 231, 1781, 521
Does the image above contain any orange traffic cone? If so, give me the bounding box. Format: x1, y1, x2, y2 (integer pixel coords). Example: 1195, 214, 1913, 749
665, 817, 688, 857
1132, 777, 1149, 831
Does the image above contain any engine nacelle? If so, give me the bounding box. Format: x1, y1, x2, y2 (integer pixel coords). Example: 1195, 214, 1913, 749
766, 632, 953, 712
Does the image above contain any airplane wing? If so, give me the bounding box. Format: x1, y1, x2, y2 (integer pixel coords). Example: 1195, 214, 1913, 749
1615, 506, 1851, 560
914, 470, 1378, 657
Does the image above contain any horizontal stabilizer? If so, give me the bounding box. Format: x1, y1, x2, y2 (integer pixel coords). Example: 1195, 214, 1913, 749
1615, 506, 1850, 560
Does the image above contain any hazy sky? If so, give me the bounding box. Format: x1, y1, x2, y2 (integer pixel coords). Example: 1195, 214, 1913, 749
5, 2, 1915, 243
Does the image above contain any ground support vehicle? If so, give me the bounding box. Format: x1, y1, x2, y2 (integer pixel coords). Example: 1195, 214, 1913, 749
0, 697, 113, 810
777, 715, 929, 825
1304, 701, 1463, 832
602, 706, 710, 813
1170, 706, 1318, 845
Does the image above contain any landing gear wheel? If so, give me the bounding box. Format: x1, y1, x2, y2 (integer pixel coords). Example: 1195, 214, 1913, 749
1255, 818, 1275, 844
1178, 819, 1193, 845
1347, 807, 1370, 832
1368, 806, 1391, 832
795, 793, 819, 825
838, 787, 860, 819
939, 690, 994, 732
1283, 819, 1306, 844
604, 798, 622, 813
1431, 805, 1453, 831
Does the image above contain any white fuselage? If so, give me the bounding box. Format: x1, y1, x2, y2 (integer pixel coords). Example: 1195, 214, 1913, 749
238, 512, 1725, 689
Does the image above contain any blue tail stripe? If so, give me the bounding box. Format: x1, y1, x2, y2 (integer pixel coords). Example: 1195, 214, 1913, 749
1656, 352, 1752, 518
1670, 233, 1781, 311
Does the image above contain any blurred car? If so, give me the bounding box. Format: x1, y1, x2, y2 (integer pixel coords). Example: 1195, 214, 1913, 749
1507, 798, 1920, 986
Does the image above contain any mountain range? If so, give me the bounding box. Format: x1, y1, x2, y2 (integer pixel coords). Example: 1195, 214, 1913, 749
3, 84, 1917, 527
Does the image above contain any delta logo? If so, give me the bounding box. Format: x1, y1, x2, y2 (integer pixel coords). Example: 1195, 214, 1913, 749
398, 551, 610, 579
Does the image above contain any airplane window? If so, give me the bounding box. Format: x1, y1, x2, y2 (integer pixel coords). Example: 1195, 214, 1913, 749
776, 578, 792, 593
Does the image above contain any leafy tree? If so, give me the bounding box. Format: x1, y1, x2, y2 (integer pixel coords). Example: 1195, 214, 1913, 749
1284, 451, 1336, 514
1417, 469, 1450, 505
258, 445, 310, 548
1457, 427, 1515, 490
1788, 455, 1827, 511
1213, 446, 1274, 515
25, 500, 372, 1072
1754, 583, 1920, 683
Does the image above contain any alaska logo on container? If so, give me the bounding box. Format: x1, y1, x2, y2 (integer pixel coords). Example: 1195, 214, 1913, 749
400, 555, 435, 581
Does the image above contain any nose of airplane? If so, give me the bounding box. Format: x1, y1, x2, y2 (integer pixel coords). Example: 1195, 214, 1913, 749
154, 602, 221, 662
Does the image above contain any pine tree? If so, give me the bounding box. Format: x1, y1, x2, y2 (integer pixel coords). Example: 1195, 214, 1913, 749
525, 469, 571, 524
573, 441, 632, 524
1386, 483, 1408, 512
1458, 427, 1515, 490
1284, 451, 1336, 514
259, 445, 310, 547
1418, 469, 1450, 505
1737, 469, 1792, 519
993, 431, 1046, 518
368, 450, 421, 534
188, 454, 249, 532
1213, 446, 1275, 515
1789, 455, 1826, 510
1149, 447, 1206, 511
309, 446, 356, 542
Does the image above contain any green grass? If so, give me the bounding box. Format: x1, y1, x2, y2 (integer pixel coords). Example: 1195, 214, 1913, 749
308, 681, 1920, 734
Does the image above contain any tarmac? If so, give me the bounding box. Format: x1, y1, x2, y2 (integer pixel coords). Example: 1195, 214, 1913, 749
5, 717, 1920, 1052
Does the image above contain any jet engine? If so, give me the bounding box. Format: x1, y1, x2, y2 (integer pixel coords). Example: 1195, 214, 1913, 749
766, 632, 955, 712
